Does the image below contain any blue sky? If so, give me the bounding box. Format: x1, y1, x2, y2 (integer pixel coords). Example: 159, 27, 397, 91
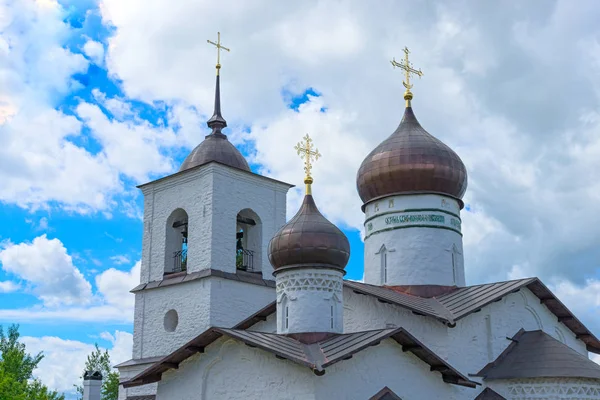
2, 0, 600, 396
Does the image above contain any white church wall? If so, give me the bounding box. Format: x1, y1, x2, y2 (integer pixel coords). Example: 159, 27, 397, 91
210, 164, 289, 279
133, 278, 275, 359
117, 364, 158, 400
363, 194, 465, 287
316, 339, 465, 400
343, 287, 450, 357
157, 337, 317, 400
156, 336, 466, 400
487, 378, 600, 400
209, 277, 275, 327
276, 268, 344, 334
132, 279, 212, 359
447, 288, 587, 375
140, 167, 215, 283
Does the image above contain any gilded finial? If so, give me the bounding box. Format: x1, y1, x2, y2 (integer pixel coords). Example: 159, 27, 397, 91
294, 134, 321, 195
207, 32, 230, 76
391, 46, 423, 107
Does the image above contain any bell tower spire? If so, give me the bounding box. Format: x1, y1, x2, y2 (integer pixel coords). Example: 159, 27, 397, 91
206, 32, 230, 134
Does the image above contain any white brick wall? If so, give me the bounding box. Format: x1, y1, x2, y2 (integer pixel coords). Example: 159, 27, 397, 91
363, 194, 465, 286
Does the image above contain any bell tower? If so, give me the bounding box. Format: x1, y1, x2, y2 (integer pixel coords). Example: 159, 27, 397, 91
118, 33, 292, 400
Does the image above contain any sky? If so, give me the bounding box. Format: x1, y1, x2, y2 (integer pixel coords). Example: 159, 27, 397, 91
1, 0, 600, 396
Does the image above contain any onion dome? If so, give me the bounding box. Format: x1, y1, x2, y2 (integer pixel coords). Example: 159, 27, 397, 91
269, 135, 350, 273
268, 186, 350, 273
179, 73, 250, 172
356, 106, 467, 206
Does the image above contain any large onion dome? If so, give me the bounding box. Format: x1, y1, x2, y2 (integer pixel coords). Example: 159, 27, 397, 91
268, 181, 350, 273
179, 74, 250, 172
356, 105, 467, 207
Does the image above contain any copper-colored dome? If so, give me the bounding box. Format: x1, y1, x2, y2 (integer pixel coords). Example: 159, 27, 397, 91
179, 133, 250, 172
268, 195, 350, 272
356, 106, 467, 206
180, 73, 250, 173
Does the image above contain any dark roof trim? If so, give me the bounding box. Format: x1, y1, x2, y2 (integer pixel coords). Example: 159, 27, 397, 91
475, 329, 600, 380
345, 278, 600, 354
131, 269, 276, 293
137, 160, 294, 189
369, 386, 403, 400
125, 396, 156, 400
123, 327, 477, 389
114, 355, 164, 369
474, 388, 506, 400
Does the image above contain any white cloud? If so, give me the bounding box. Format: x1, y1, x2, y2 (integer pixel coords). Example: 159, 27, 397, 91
0, 235, 92, 306
95, 261, 140, 309
83, 39, 105, 65
22, 330, 133, 394
0, 280, 19, 293
110, 254, 131, 265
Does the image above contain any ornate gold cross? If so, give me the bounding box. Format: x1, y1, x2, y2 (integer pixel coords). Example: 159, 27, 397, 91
391, 47, 423, 105
207, 32, 230, 74
294, 134, 321, 194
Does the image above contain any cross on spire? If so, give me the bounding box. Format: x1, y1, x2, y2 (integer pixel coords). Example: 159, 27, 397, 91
207, 32, 230, 75
294, 134, 321, 195
391, 47, 423, 106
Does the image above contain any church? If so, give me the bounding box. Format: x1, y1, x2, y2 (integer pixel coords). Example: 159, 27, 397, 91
113, 38, 600, 400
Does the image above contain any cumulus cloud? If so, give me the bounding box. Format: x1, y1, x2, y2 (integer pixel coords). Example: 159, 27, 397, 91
0, 235, 92, 306
0, 280, 19, 293
22, 330, 133, 394
83, 39, 105, 65
109, 254, 131, 265
95, 261, 140, 310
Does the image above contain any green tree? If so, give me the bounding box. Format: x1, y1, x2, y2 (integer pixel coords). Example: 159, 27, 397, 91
0, 324, 64, 400
75, 344, 119, 400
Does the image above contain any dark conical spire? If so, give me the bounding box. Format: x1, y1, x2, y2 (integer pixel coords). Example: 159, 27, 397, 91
206, 74, 227, 135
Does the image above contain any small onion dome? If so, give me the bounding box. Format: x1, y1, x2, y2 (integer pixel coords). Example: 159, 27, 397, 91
268, 191, 350, 273
356, 106, 467, 208
179, 74, 250, 172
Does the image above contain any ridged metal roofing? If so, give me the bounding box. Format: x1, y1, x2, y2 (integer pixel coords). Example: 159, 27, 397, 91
124, 326, 477, 389
476, 330, 600, 380
345, 278, 600, 354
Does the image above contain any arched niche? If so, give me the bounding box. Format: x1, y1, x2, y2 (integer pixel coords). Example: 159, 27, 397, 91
235, 208, 262, 273
165, 208, 188, 275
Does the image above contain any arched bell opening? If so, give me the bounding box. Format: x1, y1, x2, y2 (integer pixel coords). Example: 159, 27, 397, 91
165, 208, 188, 275
235, 209, 262, 273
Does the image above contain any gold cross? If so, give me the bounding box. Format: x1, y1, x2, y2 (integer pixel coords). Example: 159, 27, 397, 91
294, 134, 321, 194
207, 32, 230, 75
391, 47, 423, 105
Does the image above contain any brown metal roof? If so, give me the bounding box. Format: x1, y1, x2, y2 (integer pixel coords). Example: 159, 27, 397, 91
123, 327, 477, 389
114, 355, 164, 369
130, 269, 276, 293
474, 388, 506, 400
344, 280, 454, 323
356, 106, 468, 207
268, 194, 350, 272
369, 386, 403, 400
476, 329, 600, 380
345, 278, 600, 354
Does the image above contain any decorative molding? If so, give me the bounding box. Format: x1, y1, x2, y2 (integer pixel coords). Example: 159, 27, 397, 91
365, 224, 463, 239
364, 208, 461, 224
276, 271, 343, 296
506, 378, 600, 399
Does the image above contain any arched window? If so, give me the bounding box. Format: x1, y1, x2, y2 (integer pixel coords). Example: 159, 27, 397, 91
380, 246, 388, 284
165, 209, 188, 275
279, 294, 289, 332
235, 209, 262, 273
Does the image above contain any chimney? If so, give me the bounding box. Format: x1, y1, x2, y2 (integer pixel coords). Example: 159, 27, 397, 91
83, 371, 102, 400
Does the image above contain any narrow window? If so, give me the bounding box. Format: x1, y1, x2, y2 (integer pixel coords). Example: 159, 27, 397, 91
380, 247, 388, 284
330, 305, 334, 329
452, 252, 457, 284
285, 306, 289, 329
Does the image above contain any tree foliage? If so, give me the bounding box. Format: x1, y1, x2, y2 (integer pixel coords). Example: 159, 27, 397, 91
75, 344, 119, 400
0, 324, 64, 400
